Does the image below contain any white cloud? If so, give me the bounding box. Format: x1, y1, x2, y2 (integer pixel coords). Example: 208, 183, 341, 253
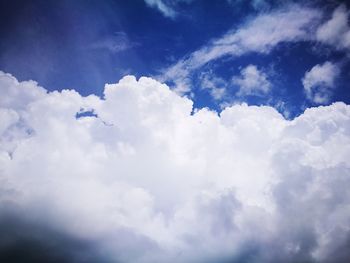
232, 65, 271, 96
199, 72, 227, 100
0, 71, 47, 110
160, 5, 321, 93
302, 61, 340, 104
144, 0, 177, 18
144, 0, 195, 18
316, 5, 350, 51
1, 71, 350, 262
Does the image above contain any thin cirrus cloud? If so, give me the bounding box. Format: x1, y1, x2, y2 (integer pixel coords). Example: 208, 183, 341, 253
88, 32, 139, 54
1, 71, 350, 262
159, 4, 321, 94
144, 0, 178, 18
302, 61, 341, 104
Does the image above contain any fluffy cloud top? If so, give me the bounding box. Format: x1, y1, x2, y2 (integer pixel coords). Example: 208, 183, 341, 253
302, 61, 340, 104
1, 71, 350, 263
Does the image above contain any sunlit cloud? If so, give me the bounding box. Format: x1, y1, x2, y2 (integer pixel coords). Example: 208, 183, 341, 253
1, 71, 350, 262
302, 61, 340, 104
160, 5, 321, 94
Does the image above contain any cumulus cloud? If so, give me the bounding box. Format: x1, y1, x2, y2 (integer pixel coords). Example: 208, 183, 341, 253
302, 61, 340, 104
316, 5, 350, 51
1, 71, 350, 262
160, 5, 321, 93
232, 65, 271, 96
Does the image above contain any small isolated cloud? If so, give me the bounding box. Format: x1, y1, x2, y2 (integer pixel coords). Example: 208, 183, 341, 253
144, 0, 194, 18
302, 61, 340, 104
89, 32, 138, 53
160, 5, 321, 94
316, 5, 350, 51
199, 72, 226, 100
144, 0, 177, 18
233, 65, 271, 96
1, 71, 350, 262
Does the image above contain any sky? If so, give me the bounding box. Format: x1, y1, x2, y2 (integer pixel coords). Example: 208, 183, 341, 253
0, 0, 349, 116
1, 0, 350, 263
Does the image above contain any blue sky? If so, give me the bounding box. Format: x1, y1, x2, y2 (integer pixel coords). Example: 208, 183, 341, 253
0, 0, 349, 117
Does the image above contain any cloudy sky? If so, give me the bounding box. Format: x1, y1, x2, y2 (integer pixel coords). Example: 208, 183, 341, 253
0, 0, 350, 262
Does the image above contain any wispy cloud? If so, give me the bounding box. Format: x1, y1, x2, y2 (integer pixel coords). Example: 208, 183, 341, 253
160, 5, 321, 94
316, 4, 350, 51
233, 65, 271, 96
199, 72, 227, 100
88, 32, 139, 54
144, 0, 178, 18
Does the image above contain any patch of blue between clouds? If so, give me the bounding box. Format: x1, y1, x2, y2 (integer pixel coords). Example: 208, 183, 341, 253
0, 0, 349, 119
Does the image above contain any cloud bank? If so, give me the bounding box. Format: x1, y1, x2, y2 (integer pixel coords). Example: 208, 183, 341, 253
1, 71, 350, 262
